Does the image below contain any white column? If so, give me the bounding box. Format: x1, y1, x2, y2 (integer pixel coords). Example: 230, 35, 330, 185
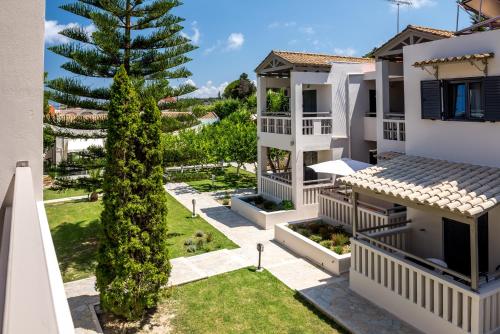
257, 146, 267, 194
256, 76, 267, 195
375, 60, 390, 151
290, 72, 304, 208
257, 76, 267, 116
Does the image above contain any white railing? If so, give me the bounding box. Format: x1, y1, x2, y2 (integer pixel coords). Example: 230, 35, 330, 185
383, 119, 406, 142
1, 166, 74, 334
351, 239, 500, 334
319, 192, 407, 228
303, 182, 334, 205
260, 175, 292, 201
261, 117, 292, 135
302, 117, 332, 136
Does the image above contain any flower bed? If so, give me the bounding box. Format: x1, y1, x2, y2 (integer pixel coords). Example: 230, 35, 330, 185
242, 195, 294, 212
274, 219, 351, 275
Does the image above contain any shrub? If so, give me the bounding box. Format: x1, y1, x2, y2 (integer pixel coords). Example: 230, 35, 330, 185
254, 196, 264, 204
331, 233, 350, 247
206, 232, 214, 243
184, 238, 195, 246
222, 198, 230, 206
309, 222, 322, 234
280, 200, 294, 210
319, 240, 334, 249
195, 230, 205, 238
212, 99, 242, 119
263, 200, 277, 211
186, 245, 197, 253
319, 226, 332, 239
196, 238, 205, 248
295, 228, 312, 238
332, 245, 344, 255
309, 235, 323, 243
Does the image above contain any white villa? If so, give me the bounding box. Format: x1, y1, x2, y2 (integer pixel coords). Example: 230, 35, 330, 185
232, 1, 500, 333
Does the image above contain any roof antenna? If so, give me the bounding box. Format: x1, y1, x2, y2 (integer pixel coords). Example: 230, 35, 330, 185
386, 0, 413, 33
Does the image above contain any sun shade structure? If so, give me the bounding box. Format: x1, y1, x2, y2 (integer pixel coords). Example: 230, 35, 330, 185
413, 52, 494, 67
340, 155, 500, 217
307, 158, 372, 176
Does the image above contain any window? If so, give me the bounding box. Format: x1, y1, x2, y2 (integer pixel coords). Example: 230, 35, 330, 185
284, 119, 291, 135
276, 119, 284, 134
447, 80, 484, 120
398, 122, 405, 141
268, 118, 275, 133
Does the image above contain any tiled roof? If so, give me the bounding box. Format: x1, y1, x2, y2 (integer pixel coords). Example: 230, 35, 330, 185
409, 25, 455, 38
198, 111, 219, 120
272, 51, 374, 67
161, 111, 195, 118
340, 155, 500, 217
413, 52, 494, 67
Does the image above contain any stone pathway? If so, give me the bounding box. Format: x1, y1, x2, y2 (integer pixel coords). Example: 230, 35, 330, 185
44, 194, 90, 204
65, 182, 419, 334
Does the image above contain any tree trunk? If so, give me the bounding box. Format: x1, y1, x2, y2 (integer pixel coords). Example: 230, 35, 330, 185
267, 150, 276, 173
284, 152, 291, 173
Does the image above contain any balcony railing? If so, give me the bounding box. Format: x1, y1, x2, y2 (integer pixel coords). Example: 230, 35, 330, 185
261, 117, 292, 135
302, 117, 332, 136
260, 174, 292, 201
351, 238, 500, 334
1, 165, 74, 333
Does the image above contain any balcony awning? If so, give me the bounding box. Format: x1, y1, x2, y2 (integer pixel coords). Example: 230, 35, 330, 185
413, 52, 494, 67
308, 158, 372, 176
340, 155, 500, 218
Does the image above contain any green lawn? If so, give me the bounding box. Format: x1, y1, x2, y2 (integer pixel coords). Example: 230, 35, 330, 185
170, 268, 345, 334
187, 166, 256, 192
44, 187, 90, 201
46, 193, 237, 282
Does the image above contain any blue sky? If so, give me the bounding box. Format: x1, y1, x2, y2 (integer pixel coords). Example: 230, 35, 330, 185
45, 0, 472, 98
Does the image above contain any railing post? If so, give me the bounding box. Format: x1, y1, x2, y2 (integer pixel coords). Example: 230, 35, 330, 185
351, 189, 358, 238
470, 217, 479, 291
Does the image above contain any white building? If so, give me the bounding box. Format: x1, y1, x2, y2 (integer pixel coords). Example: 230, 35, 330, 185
342, 4, 500, 334
0, 0, 74, 333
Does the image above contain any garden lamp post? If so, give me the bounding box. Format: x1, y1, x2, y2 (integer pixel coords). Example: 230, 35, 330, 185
211, 174, 215, 189
192, 198, 196, 218
256, 243, 264, 272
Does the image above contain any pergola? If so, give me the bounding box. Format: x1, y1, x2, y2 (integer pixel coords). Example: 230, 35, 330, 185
341, 154, 500, 291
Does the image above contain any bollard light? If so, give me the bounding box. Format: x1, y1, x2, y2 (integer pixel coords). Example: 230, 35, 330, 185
192, 198, 196, 218
211, 174, 216, 188
256, 243, 264, 272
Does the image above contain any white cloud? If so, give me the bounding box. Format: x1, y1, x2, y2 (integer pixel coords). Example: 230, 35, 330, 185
390, 0, 436, 10
333, 47, 357, 57
299, 26, 315, 35
186, 80, 229, 98
226, 33, 245, 50
181, 21, 201, 45
44, 20, 95, 45
268, 21, 297, 29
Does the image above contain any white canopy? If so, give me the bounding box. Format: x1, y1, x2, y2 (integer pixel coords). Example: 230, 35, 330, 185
307, 158, 372, 176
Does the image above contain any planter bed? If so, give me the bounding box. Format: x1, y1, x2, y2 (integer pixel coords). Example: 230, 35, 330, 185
274, 219, 351, 275
231, 195, 299, 230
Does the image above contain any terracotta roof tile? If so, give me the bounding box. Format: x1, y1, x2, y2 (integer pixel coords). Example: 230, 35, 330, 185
272, 50, 374, 67
413, 52, 494, 67
340, 155, 500, 218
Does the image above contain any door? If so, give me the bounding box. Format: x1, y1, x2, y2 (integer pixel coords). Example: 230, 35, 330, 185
443, 214, 488, 277
303, 90, 317, 116
303, 151, 318, 182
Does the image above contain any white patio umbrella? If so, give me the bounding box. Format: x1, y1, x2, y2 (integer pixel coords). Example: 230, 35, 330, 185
307, 158, 372, 176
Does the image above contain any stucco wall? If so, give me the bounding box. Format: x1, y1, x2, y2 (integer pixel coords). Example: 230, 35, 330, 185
403, 29, 500, 167
0, 0, 44, 205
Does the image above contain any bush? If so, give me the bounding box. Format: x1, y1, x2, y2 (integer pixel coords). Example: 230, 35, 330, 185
184, 238, 195, 246
332, 245, 345, 255
206, 232, 214, 243
212, 99, 242, 119
319, 240, 333, 249
279, 200, 294, 210
319, 226, 332, 239
195, 230, 205, 238
263, 200, 277, 211
222, 198, 230, 206
295, 228, 312, 238
254, 196, 264, 204
186, 245, 197, 253
196, 238, 205, 248
331, 233, 350, 247
309, 235, 323, 243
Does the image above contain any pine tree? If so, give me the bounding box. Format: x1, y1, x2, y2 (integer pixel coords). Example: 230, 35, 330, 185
96, 66, 169, 320
47, 0, 196, 110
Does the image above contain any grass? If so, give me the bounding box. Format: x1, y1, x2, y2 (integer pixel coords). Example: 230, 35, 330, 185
101, 268, 346, 334
46, 192, 237, 282
186, 166, 256, 192
43, 187, 91, 200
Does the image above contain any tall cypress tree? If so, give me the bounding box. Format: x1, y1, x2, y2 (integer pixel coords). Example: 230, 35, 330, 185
96, 66, 169, 320
47, 0, 196, 110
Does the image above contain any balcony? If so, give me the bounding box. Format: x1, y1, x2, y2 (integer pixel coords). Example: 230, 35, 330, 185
364, 112, 377, 141
261, 117, 292, 135
302, 117, 332, 136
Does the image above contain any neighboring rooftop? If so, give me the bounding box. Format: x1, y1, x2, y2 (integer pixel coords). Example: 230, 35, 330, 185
198, 111, 219, 120
341, 155, 500, 218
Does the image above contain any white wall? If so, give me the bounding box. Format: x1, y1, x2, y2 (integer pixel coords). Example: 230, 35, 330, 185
404, 29, 500, 167
0, 0, 44, 204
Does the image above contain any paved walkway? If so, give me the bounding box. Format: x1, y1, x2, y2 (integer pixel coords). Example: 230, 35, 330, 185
44, 194, 89, 204
65, 182, 418, 334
